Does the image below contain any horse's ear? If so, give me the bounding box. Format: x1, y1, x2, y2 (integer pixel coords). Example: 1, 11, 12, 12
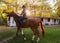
11, 11, 15, 13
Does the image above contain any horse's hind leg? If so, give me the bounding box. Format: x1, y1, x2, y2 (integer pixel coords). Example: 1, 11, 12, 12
31, 27, 40, 43
34, 29, 40, 43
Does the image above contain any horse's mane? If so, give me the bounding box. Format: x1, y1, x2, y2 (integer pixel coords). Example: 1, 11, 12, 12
11, 11, 20, 18
12, 12, 18, 16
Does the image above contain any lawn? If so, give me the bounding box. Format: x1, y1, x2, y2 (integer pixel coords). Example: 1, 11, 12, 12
0, 27, 16, 41
0, 25, 60, 43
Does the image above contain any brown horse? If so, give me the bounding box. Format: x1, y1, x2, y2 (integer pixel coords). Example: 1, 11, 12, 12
6, 11, 45, 42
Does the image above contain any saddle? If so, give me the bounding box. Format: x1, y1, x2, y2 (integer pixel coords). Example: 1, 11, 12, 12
18, 16, 27, 26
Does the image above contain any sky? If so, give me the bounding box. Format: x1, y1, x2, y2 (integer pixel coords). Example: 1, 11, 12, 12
46, 0, 57, 11
47, 0, 56, 7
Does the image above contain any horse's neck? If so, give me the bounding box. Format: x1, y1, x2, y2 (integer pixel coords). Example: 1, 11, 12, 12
13, 14, 19, 22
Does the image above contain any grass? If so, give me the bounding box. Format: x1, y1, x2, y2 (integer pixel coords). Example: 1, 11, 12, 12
0, 28, 16, 41
0, 25, 60, 43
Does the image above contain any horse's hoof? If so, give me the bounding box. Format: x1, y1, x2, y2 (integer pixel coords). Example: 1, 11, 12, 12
24, 37, 26, 41
36, 41, 39, 43
31, 40, 34, 43
36, 40, 40, 43
36, 38, 40, 43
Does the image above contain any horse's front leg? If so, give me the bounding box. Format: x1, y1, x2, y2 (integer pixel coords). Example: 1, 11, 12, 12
16, 27, 20, 37
21, 29, 26, 41
13, 27, 21, 38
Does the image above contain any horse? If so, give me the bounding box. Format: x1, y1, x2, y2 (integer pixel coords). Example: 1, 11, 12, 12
6, 11, 45, 43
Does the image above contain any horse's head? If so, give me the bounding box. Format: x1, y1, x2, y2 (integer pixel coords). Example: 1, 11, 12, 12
7, 12, 13, 17
3, 11, 16, 17
3, 11, 16, 21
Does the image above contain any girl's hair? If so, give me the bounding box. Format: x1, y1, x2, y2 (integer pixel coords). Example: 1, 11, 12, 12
22, 5, 26, 8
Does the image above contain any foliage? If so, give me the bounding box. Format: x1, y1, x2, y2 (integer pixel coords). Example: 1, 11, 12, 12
55, 0, 60, 17
0, 0, 8, 25
2, 13, 7, 18
0, 16, 6, 25
0, 0, 60, 18
29, 0, 52, 17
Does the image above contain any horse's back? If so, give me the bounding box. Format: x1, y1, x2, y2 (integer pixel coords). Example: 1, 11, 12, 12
27, 17, 41, 22
26, 17, 41, 26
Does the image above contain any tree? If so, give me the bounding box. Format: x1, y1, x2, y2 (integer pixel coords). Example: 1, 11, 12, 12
0, 0, 8, 25
29, 0, 52, 17
23, 0, 52, 17
55, 0, 60, 17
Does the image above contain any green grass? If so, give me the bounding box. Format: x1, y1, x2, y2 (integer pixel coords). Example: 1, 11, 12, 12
0, 25, 60, 43
0, 28, 16, 41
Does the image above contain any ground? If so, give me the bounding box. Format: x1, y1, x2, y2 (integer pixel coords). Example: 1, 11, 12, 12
0, 25, 60, 43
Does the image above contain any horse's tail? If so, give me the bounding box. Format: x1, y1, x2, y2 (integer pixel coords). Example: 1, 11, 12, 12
39, 21, 45, 37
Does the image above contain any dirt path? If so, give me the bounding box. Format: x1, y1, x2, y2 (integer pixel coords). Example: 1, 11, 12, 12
0, 26, 16, 31
0, 35, 15, 43
0, 26, 16, 43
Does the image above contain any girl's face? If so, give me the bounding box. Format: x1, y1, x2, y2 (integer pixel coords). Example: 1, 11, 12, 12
23, 7, 26, 10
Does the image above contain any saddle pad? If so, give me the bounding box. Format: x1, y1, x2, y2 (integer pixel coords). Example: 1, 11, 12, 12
18, 16, 27, 25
